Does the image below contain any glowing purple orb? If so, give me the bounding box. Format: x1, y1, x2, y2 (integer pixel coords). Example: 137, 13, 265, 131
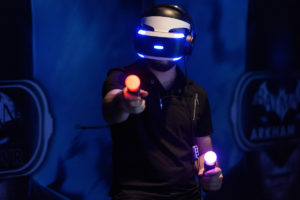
204, 151, 217, 166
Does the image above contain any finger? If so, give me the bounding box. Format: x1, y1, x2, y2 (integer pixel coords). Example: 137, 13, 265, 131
198, 168, 204, 176
140, 89, 149, 97
200, 178, 223, 191
123, 88, 142, 99
136, 100, 146, 113
203, 183, 222, 191
129, 99, 143, 107
200, 173, 223, 182
201, 176, 223, 185
131, 107, 143, 114
204, 167, 222, 176
124, 92, 142, 101
194, 160, 200, 172
219, 173, 223, 179
202, 174, 223, 185
130, 99, 146, 114
199, 173, 223, 187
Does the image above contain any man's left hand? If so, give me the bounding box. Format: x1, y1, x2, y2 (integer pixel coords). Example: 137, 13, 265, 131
198, 167, 223, 191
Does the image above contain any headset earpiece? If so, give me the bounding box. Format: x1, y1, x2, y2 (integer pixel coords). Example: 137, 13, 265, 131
184, 34, 194, 55
160, 5, 195, 56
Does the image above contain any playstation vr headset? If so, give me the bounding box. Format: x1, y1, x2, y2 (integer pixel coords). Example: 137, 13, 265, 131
134, 4, 195, 61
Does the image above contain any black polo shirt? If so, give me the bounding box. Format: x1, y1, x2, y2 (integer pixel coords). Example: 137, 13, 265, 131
102, 59, 213, 200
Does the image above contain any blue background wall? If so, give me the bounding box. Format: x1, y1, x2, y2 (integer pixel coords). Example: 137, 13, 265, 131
31, 0, 247, 199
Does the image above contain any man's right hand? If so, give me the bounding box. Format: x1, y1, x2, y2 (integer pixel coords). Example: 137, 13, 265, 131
121, 88, 148, 114
102, 88, 148, 124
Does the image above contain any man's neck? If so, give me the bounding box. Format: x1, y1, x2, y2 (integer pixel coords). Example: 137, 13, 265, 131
148, 65, 177, 90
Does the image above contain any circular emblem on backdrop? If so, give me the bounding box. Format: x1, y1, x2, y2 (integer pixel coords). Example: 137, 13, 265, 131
231, 72, 300, 151
0, 80, 53, 178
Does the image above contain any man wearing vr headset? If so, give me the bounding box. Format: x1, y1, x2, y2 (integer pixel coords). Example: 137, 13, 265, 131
102, 4, 223, 200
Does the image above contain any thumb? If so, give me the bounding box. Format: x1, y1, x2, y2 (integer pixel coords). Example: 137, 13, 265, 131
198, 167, 205, 176
140, 89, 149, 97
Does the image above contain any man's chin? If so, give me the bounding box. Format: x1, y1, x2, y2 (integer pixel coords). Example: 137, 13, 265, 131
149, 59, 169, 65
147, 59, 176, 72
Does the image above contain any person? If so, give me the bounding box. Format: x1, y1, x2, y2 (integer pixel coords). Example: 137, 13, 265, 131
102, 4, 223, 200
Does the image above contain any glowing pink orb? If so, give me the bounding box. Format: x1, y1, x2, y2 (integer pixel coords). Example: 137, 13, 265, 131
204, 151, 217, 166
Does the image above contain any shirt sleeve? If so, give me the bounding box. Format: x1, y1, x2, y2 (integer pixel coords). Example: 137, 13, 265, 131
102, 68, 127, 97
195, 90, 214, 137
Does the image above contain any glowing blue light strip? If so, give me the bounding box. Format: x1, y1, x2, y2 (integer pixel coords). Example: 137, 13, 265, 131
154, 45, 164, 50
173, 33, 185, 38
137, 53, 145, 58
137, 53, 183, 62
137, 29, 185, 39
138, 30, 146, 35
173, 56, 183, 61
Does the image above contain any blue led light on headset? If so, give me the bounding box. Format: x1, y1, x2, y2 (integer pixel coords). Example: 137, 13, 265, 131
138, 29, 185, 39
153, 45, 164, 50
137, 52, 182, 61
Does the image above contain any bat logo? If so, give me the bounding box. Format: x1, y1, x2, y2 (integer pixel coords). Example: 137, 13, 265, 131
252, 80, 300, 121
0, 92, 17, 127
0, 92, 22, 145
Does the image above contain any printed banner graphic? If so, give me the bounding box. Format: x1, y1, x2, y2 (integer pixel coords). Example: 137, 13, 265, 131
231, 72, 300, 151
